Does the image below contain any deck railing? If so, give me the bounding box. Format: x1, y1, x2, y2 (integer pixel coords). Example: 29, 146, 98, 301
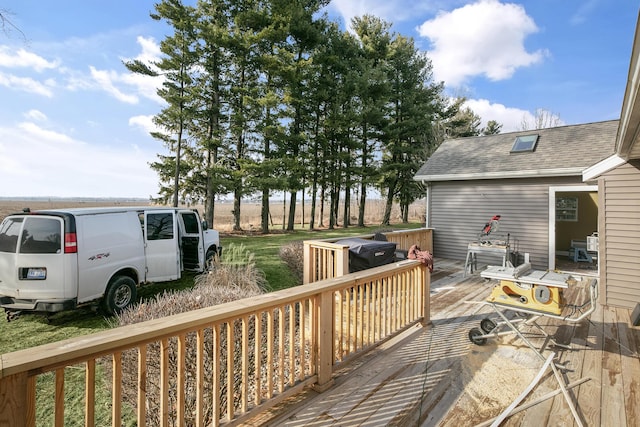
0, 260, 429, 427
303, 228, 433, 284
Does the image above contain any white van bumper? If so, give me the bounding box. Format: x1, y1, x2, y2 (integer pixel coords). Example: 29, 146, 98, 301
0, 296, 77, 315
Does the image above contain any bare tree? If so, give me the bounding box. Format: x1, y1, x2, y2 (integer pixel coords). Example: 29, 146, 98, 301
0, 9, 27, 41
520, 108, 563, 130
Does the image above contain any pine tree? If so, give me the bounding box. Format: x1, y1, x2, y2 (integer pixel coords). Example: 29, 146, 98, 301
351, 15, 392, 227
189, 0, 234, 226
124, 0, 199, 207
381, 34, 443, 225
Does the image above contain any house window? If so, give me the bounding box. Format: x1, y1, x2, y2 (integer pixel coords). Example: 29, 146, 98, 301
511, 134, 538, 152
556, 197, 578, 221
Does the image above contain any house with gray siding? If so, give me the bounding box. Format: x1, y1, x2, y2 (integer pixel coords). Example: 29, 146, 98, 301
414, 120, 617, 271
415, 15, 640, 310
580, 16, 640, 309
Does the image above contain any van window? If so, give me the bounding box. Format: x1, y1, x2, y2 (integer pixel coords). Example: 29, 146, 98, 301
0, 217, 24, 253
147, 213, 174, 240
181, 212, 199, 234
20, 217, 62, 254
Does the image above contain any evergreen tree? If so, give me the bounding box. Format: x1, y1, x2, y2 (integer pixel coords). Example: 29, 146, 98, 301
241, 0, 290, 232
381, 34, 443, 225
190, 0, 234, 226
129, 3, 500, 231
224, 0, 265, 230
125, 0, 199, 207
351, 15, 392, 227
304, 20, 357, 230
482, 119, 502, 135
278, 0, 329, 231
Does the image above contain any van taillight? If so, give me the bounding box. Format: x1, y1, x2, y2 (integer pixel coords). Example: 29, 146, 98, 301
64, 232, 77, 253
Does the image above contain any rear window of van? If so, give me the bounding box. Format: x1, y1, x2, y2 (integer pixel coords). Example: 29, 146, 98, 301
0, 217, 24, 253
19, 217, 62, 254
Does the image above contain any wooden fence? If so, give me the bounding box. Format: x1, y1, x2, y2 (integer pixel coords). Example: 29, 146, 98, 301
0, 260, 429, 426
303, 228, 433, 284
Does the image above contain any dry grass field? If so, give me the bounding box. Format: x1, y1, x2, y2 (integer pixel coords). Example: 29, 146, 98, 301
0, 198, 426, 231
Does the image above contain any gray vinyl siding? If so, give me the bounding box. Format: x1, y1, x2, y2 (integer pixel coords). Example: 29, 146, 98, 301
600, 160, 640, 308
429, 177, 581, 270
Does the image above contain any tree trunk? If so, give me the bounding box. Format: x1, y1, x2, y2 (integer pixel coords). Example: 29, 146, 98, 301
382, 177, 397, 226
232, 189, 242, 231
205, 150, 215, 227
342, 186, 350, 228
329, 186, 338, 229
261, 189, 269, 233
287, 190, 297, 231
319, 187, 325, 228
358, 181, 366, 227
173, 131, 182, 208
310, 182, 317, 230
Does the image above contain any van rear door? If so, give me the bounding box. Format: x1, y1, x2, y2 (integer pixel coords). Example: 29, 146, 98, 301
178, 210, 205, 271
0, 215, 75, 304
143, 210, 180, 282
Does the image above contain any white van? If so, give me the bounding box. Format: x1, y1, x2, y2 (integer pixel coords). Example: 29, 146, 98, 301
0, 207, 221, 319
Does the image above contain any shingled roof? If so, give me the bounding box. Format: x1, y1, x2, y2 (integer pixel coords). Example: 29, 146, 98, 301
414, 120, 619, 182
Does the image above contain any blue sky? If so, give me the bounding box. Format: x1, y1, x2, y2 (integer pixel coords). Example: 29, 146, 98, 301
0, 1, 637, 198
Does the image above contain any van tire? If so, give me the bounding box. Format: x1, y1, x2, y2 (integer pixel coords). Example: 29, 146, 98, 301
104, 276, 137, 316
205, 246, 218, 268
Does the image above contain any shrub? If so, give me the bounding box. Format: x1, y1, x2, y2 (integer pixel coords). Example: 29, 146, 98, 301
108, 250, 266, 425
279, 240, 304, 284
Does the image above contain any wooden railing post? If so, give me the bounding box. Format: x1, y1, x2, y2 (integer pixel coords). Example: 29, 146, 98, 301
0, 372, 31, 427
336, 247, 349, 278
422, 266, 431, 327
303, 241, 313, 284
314, 290, 335, 392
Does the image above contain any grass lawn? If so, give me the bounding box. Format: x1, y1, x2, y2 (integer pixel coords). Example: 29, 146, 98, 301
0, 223, 423, 353
222, 224, 423, 291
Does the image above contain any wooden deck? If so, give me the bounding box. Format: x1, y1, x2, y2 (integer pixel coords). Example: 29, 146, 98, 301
248, 259, 640, 427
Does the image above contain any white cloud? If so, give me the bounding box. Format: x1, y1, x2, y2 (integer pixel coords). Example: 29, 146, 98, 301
0, 46, 60, 71
134, 36, 163, 64
464, 98, 531, 132
0, 72, 55, 97
464, 98, 566, 132
129, 114, 160, 135
0, 122, 158, 198
89, 66, 139, 104
327, 0, 447, 31
120, 70, 164, 104
62, 68, 97, 92
17, 121, 80, 145
570, 0, 599, 25
417, 0, 547, 87
50, 36, 163, 105
88, 36, 166, 105
23, 110, 48, 122
119, 36, 165, 104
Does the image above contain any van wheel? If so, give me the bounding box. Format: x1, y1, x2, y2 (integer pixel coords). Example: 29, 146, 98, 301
104, 276, 137, 316
205, 246, 218, 268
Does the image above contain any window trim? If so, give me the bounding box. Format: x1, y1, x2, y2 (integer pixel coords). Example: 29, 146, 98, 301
511, 134, 539, 153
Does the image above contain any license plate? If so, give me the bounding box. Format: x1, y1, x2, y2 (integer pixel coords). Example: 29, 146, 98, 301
27, 268, 47, 280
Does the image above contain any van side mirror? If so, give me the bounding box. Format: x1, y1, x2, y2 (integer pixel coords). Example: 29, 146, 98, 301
201, 220, 208, 230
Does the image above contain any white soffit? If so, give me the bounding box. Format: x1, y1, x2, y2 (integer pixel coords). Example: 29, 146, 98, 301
617, 11, 640, 160
582, 154, 626, 181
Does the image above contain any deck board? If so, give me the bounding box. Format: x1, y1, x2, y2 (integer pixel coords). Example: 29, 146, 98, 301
576, 299, 604, 427
249, 259, 640, 427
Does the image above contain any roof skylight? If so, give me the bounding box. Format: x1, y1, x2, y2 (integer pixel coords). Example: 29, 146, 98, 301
511, 134, 538, 152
